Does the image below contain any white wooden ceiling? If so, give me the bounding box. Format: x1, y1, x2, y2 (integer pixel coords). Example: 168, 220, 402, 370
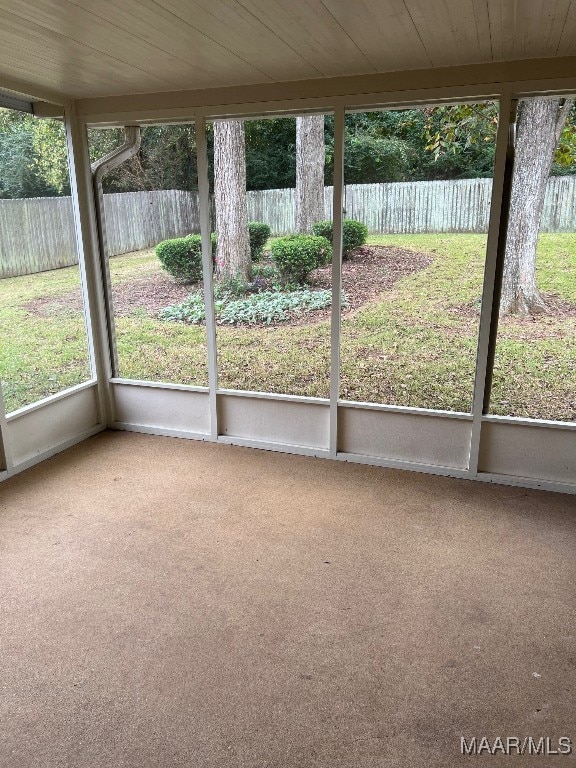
0, 0, 575, 100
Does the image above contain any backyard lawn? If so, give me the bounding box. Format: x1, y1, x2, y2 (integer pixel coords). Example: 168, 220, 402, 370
0, 234, 574, 420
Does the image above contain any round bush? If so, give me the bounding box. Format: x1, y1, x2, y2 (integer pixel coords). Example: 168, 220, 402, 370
271, 234, 331, 285
312, 219, 368, 258
155, 234, 203, 283
248, 222, 271, 261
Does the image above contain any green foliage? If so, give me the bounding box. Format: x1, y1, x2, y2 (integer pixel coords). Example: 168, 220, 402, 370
219, 290, 335, 325
155, 235, 203, 283
423, 103, 499, 161
160, 293, 206, 323
31, 118, 70, 194
345, 134, 413, 183
251, 262, 279, 281
312, 219, 368, 258
423, 100, 576, 176
214, 275, 250, 299
244, 118, 297, 190
89, 124, 199, 194
0, 109, 65, 198
161, 288, 341, 326
248, 221, 271, 260
270, 235, 331, 284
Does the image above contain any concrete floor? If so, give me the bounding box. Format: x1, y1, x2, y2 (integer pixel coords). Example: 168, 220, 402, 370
0, 431, 575, 768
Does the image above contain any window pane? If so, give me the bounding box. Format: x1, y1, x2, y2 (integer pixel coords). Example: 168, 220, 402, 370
210, 114, 333, 397
0, 110, 91, 413
489, 96, 576, 422
90, 123, 209, 386
339, 103, 497, 412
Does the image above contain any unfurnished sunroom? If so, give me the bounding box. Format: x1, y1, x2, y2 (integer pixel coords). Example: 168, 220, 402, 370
0, 2, 575, 766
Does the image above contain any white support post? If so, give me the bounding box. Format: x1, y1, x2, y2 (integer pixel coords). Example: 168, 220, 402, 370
468, 90, 515, 475
196, 115, 219, 440
0, 382, 13, 473
64, 103, 113, 426
329, 106, 345, 456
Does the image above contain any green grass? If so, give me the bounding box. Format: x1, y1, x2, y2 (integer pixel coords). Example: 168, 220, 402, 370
1, 234, 574, 420
0, 265, 92, 413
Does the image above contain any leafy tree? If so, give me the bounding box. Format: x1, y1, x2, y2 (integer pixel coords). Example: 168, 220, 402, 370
245, 118, 296, 190
0, 108, 61, 198
88, 125, 198, 193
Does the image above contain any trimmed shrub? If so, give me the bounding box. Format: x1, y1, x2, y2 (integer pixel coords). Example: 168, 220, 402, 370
271, 234, 331, 285
312, 218, 368, 258
155, 234, 203, 283
248, 222, 271, 261
210, 224, 270, 264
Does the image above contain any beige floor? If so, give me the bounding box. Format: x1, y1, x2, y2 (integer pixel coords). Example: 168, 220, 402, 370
0, 431, 575, 767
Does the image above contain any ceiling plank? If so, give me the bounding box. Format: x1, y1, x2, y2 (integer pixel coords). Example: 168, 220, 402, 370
156, 0, 325, 81
68, 0, 274, 87
403, 0, 485, 67
0, 9, 172, 93
0, 0, 239, 90
234, 0, 375, 77
321, 0, 432, 72
552, 0, 576, 57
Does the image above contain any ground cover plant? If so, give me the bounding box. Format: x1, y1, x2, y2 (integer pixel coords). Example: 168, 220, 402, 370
1, 234, 574, 418
160, 288, 339, 326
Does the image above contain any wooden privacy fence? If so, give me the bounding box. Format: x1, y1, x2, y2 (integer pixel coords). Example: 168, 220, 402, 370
0, 189, 201, 279
253, 176, 576, 235
1, 177, 576, 278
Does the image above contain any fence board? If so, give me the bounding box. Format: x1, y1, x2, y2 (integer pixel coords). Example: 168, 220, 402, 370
0, 190, 201, 279
1, 178, 575, 278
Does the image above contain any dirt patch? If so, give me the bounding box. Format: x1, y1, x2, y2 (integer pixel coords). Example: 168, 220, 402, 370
25, 274, 191, 319
111, 277, 191, 316
24, 291, 85, 317
24, 246, 430, 325
24, 246, 575, 331
270, 244, 433, 327
314, 245, 432, 310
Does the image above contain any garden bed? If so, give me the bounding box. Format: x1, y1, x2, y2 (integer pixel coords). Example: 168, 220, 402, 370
25, 244, 432, 326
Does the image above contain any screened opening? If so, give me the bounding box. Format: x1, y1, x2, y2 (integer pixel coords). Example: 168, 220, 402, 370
338, 102, 498, 412
489, 95, 576, 422
209, 113, 334, 398
89, 123, 209, 387
0, 108, 91, 414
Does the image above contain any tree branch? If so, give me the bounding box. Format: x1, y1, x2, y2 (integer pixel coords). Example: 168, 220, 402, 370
554, 97, 575, 147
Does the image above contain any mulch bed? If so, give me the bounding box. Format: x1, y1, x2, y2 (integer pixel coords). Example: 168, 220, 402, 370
313, 245, 432, 311
24, 246, 430, 326
23, 245, 575, 330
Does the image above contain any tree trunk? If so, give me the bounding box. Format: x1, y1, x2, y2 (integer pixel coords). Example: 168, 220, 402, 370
214, 120, 250, 282
295, 115, 326, 233
501, 97, 573, 315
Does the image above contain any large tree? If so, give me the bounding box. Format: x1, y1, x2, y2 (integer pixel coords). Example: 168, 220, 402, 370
213, 119, 251, 282
501, 98, 574, 314
427, 98, 576, 315
295, 115, 325, 233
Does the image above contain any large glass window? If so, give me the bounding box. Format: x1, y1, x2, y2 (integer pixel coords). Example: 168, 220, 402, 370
489, 96, 576, 422
338, 103, 498, 412
0, 109, 91, 413
89, 123, 209, 387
